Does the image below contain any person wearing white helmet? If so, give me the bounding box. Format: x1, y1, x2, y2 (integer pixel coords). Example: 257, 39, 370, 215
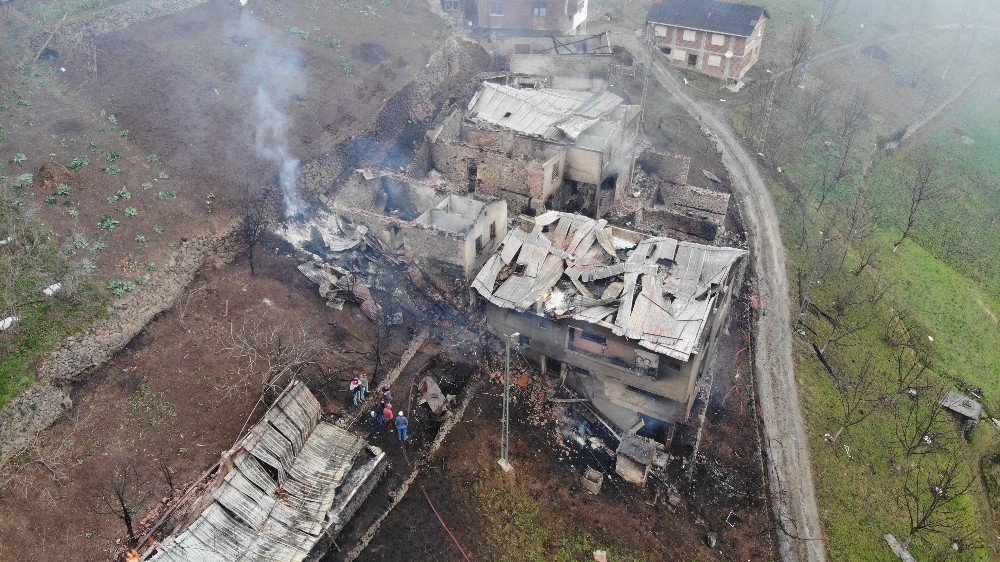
395, 410, 409, 442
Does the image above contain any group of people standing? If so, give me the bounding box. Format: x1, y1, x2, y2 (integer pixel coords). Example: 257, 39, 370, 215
350, 375, 409, 442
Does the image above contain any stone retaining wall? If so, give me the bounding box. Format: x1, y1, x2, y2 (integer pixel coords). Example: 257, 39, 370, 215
0, 219, 243, 470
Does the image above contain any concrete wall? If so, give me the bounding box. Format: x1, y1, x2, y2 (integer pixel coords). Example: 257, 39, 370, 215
479, 251, 746, 429
472, 0, 585, 35
335, 196, 506, 278
483, 306, 695, 425
509, 53, 611, 91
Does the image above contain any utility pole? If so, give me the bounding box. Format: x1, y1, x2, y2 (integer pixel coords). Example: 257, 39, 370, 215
498, 332, 518, 473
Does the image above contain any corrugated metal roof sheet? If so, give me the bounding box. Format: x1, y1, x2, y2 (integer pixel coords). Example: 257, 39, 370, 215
147, 381, 366, 562
472, 212, 745, 361
466, 83, 624, 142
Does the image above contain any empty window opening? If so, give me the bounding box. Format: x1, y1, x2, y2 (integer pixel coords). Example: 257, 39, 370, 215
490, 1, 503, 15
532, 3, 547, 17
443, 0, 460, 11
489, 221, 497, 240
475, 236, 484, 255
659, 46, 672, 55
687, 53, 698, 67
502, 111, 512, 118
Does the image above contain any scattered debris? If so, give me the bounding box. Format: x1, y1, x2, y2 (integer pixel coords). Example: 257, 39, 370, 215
615, 434, 657, 486
41, 283, 62, 297
702, 169, 722, 183
0, 316, 18, 331
0, 236, 13, 247
593, 549, 608, 562
418, 375, 449, 417
706, 532, 718, 548
885, 534, 916, 562
581, 467, 604, 494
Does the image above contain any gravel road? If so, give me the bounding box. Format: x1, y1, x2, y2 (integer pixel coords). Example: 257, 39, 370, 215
614, 31, 828, 562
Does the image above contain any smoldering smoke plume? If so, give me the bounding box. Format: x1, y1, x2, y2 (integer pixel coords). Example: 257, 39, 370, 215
240, 10, 305, 217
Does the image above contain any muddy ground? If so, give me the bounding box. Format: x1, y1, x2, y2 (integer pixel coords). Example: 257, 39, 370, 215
1, 0, 448, 282
344, 287, 775, 562
0, 243, 408, 561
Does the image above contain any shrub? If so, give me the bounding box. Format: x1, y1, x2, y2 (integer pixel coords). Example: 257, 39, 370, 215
141, 182, 153, 190
44, 196, 56, 204
13, 153, 26, 163
123, 206, 139, 217
147, 154, 158, 163
134, 234, 147, 243
104, 165, 122, 175
13, 173, 33, 189
106, 151, 122, 163
56, 184, 71, 196
68, 155, 90, 170
107, 279, 135, 297
158, 191, 176, 200
98, 215, 119, 233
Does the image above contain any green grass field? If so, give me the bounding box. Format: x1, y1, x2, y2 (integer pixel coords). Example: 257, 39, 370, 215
0, 195, 107, 409
735, 2, 1000, 559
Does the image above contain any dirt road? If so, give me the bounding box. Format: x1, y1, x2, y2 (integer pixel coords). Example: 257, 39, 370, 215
614, 31, 827, 562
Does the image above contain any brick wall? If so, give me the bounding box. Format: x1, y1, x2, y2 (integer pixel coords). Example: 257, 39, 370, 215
475, 0, 579, 34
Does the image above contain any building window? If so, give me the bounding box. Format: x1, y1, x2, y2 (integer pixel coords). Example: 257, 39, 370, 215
475, 236, 484, 255
442, 0, 460, 11
654, 25, 668, 37
578, 330, 607, 346
707, 54, 722, 67
659, 46, 672, 55
489, 1, 503, 15
518, 334, 531, 347
532, 2, 547, 17
489, 221, 497, 240
551, 161, 560, 180
682, 29, 696, 42
711, 33, 725, 46
672, 49, 686, 61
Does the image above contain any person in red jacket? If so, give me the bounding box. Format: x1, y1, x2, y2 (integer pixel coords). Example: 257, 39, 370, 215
381, 403, 394, 426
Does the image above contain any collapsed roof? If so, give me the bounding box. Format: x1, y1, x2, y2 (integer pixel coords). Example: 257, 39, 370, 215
647, 0, 769, 37
146, 381, 369, 562
466, 82, 629, 143
472, 211, 745, 361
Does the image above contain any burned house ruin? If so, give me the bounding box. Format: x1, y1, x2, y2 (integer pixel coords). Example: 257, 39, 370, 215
471, 211, 746, 434
330, 170, 508, 280
427, 81, 641, 217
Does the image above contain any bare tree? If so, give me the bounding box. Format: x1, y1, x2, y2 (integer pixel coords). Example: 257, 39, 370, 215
827, 360, 885, 444
894, 146, 947, 252
221, 311, 324, 396
91, 465, 151, 546
834, 186, 883, 274
793, 86, 833, 142
808, 269, 893, 355
892, 382, 949, 460
813, 92, 869, 210
817, 0, 849, 28
899, 452, 978, 548
240, 181, 269, 278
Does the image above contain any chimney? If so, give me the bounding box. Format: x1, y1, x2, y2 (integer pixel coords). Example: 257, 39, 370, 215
518, 214, 536, 232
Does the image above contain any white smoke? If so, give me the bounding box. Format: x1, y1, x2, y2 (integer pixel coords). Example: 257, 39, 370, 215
240, 11, 305, 217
